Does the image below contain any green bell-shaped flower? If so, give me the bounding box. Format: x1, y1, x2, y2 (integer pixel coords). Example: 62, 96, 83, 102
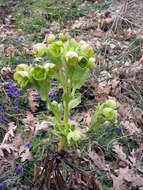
87, 57, 95, 68
44, 63, 56, 76
16, 64, 29, 71
14, 71, 29, 87
66, 51, 78, 65
67, 130, 85, 144
47, 34, 56, 44
48, 41, 63, 57
103, 107, 117, 120
104, 100, 116, 109
31, 65, 46, 81
33, 43, 48, 57
59, 32, 69, 42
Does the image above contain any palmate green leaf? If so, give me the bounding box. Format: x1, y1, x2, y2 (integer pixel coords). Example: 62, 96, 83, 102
69, 93, 81, 111
72, 67, 89, 90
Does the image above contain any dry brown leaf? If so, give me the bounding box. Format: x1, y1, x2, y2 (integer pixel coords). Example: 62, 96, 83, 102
28, 90, 39, 112
21, 148, 33, 162
22, 111, 37, 139
122, 121, 141, 135
2, 122, 17, 144
84, 112, 92, 126
35, 120, 52, 135
112, 142, 128, 163
0, 144, 18, 159
124, 28, 136, 39
1, 67, 12, 78
111, 167, 143, 190
34, 166, 41, 183
88, 144, 106, 169
100, 17, 114, 29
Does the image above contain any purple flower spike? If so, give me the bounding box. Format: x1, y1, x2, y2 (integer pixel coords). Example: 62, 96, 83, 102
13, 106, 18, 112
25, 141, 30, 149
34, 93, 41, 99
16, 166, 22, 175
14, 98, 19, 104
13, 90, 20, 97
49, 89, 55, 101
0, 106, 2, 112
0, 183, 3, 190
0, 115, 6, 121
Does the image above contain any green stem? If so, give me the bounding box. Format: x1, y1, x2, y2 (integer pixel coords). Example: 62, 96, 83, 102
64, 100, 69, 126
59, 136, 67, 148
63, 74, 69, 127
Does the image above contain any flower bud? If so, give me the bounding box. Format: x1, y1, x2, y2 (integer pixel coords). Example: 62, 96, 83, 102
33, 43, 48, 57
31, 65, 46, 81
105, 100, 116, 109
78, 56, 88, 68
14, 71, 29, 87
67, 130, 84, 144
44, 63, 56, 76
48, 41, 63, 57
59, 32, 69, 42
87, 57, 95, 68
66, 51, 78, 65
103, 107, 117, 120
47, 34, 56, 44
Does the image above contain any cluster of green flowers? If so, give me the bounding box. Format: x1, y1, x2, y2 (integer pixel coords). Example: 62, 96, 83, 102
14, 33, 95, 101
90, 99, 117, 131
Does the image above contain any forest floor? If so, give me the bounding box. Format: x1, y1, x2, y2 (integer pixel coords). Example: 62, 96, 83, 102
0, 0, 143, 189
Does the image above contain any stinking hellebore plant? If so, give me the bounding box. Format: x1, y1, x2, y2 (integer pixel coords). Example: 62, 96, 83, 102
14, 33, 117, 153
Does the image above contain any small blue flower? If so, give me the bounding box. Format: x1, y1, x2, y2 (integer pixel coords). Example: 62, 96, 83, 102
13, 90, 20, 97
0, 183, 3, 190
13, 106, 18, 112
17, 39, 23, 43
117, 128, 122, 134
14, 98, 19, 104
16, 57, 20, 62
0, 115, 6, 121
5, 88, 12, 94
49, 89, 55, 101
23, 59, 29, 64
16, 166, 22, 175
8, 81, 13, 86
34, 93, 41, 99
25, 141, 30, 149
9, 85, 15, 92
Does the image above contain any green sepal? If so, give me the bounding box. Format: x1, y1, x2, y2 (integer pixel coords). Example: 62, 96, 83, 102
31, 65, 46, 81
